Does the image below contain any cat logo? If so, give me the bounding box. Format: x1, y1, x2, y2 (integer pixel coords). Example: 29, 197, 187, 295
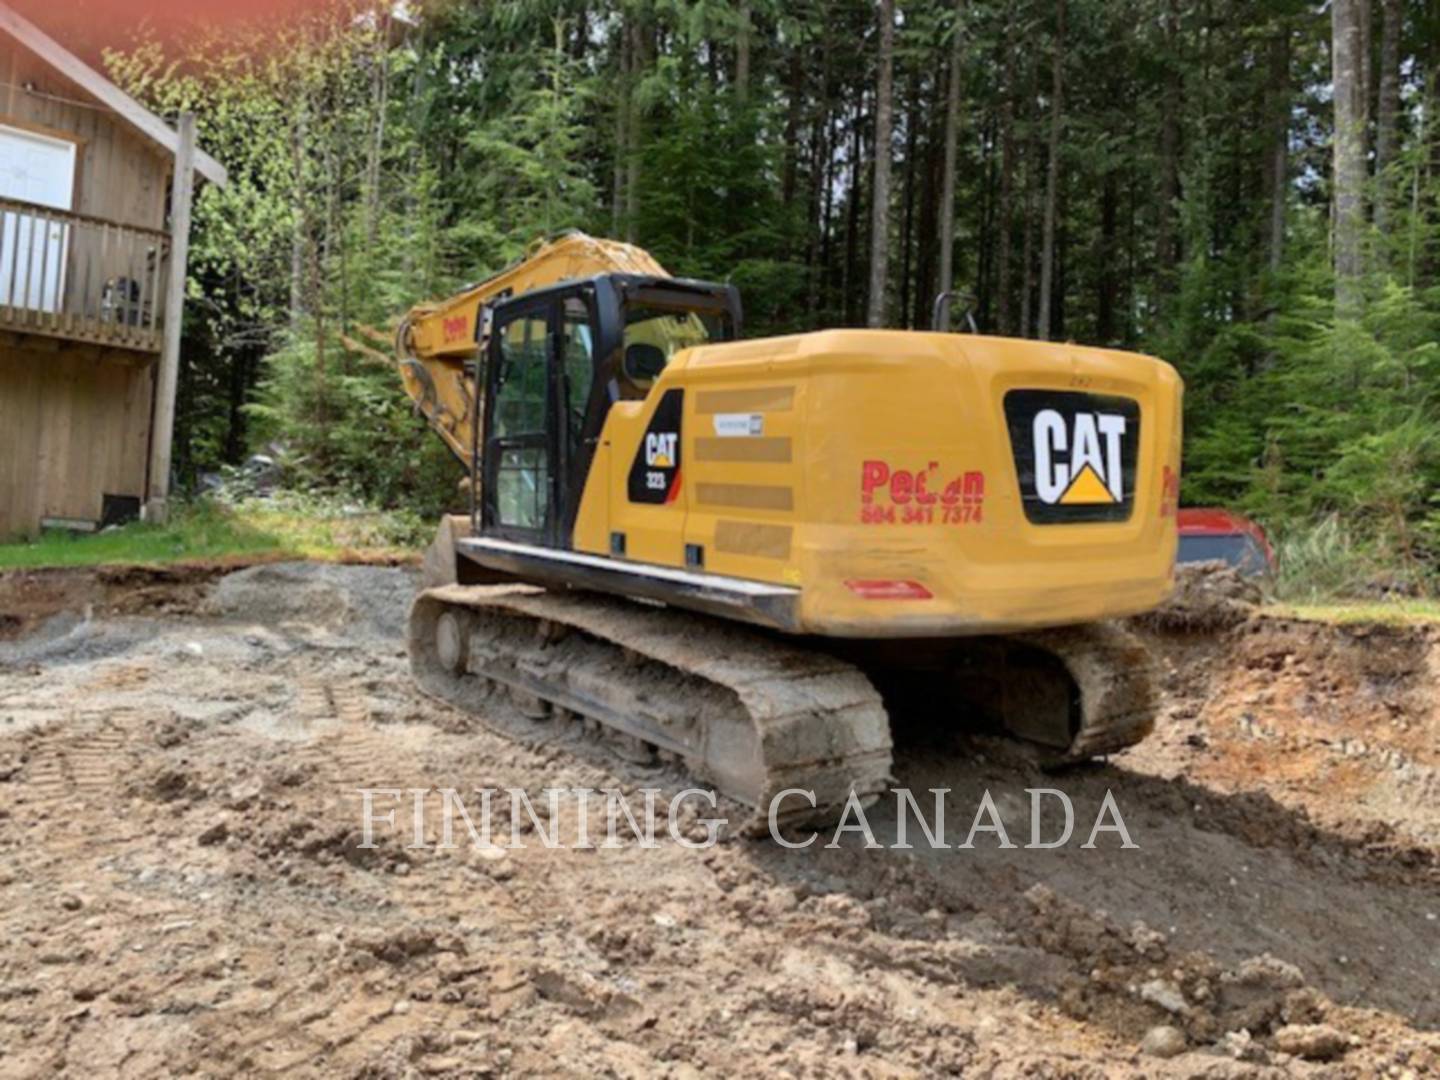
645, 431, 678, 469
1032, 409, 1127, 505
1003, 389, 1140, 525
629, 389, 685, 505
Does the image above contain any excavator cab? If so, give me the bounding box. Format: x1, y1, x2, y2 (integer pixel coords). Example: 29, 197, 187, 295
475, 274, 741, 550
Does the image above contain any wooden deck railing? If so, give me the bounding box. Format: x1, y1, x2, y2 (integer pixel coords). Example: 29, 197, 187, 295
0, 196, 170, 354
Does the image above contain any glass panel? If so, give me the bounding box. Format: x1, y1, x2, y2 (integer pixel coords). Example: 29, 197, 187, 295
619, 304, 725, 397
491, 310, 550, 532
561, 296, 594, 443
494, 314, 549, 439
496, 446, 548, 531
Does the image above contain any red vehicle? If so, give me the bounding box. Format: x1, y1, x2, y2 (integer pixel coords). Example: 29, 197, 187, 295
1176, 508, 1276, 576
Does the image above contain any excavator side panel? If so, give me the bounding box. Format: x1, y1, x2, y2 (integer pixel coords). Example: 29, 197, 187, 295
586, 396, 690, 568
680, 347, 808, 586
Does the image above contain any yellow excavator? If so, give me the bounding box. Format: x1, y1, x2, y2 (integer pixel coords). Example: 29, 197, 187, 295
393, 231, 1183, 827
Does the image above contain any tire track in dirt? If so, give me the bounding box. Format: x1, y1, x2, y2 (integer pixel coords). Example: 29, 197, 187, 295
283, 673, 423, 799
19, 707, 157, 806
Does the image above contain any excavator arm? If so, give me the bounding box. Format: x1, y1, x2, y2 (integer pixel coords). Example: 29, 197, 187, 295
393, 232, 670, 467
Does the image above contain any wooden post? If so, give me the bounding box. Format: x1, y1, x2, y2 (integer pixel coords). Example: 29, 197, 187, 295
146, 111, 195, 525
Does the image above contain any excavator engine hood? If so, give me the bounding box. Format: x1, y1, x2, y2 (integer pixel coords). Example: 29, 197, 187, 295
569, 328, 1184, 638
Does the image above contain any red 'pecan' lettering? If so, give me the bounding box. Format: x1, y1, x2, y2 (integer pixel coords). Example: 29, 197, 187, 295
859, 459, 986, 526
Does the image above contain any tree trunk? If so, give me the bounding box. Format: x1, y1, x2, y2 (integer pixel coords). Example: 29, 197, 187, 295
1096, 171, 1118, 343
781, 49, 804, 205
1124, 153, 1138, 344
900, 72, 919, 328
911, 102, 943, 330
1358, 0, 1372, 142
1020, 147, 1037, 337
1054, 170, 1068, 340
973, 109, 994, 328
1155, 0, 1182, 297
625, 21, 646, 243
866, 0, 896, 328
1332, 0, 1367, 314
1267, 26, 1290, 275
735, 1, 751, 101
612, 23, 629, 236
807, 24, 835, 321
1374, 0, 1401, 236
364, 9, 390, 248
994, 10, 1017, 334
844, 95, 864, 326
936, 0, 965, 330
290, 102, 308, 333
1036, 0, 1065, 340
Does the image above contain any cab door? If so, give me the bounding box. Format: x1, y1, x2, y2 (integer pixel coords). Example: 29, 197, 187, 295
483, 296, 555, 544
481, 288, 600, 548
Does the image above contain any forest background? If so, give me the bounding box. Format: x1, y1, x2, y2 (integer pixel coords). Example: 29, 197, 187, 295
22, 0, 1440, 592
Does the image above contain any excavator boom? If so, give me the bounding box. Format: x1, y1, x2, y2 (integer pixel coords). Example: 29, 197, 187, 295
394, 232, 669, 466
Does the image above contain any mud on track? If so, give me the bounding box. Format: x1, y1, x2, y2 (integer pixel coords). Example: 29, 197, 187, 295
1, 561, 1438, 1077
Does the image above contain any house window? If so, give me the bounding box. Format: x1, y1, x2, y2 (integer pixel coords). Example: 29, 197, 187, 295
0, 123, 77, 313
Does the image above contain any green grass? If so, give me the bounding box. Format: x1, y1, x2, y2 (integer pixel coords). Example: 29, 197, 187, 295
0, 499, 424, 571
1261, 598, 1440, 626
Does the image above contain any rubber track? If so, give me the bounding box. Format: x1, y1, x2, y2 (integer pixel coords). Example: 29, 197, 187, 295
1016, 621, 1160, 761
410, 585, 895, 831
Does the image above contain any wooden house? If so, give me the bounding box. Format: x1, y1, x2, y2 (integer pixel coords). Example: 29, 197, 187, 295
0, 3, 226, 538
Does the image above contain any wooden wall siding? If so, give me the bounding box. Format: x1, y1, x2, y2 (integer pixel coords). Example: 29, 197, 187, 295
0, 343, 154, 537
0, 40, 169, 233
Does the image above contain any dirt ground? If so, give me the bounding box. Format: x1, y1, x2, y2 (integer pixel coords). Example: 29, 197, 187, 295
2, 562, 1439, 1078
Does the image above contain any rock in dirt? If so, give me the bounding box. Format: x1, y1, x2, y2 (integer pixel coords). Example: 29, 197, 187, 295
531, 967, 604, 1014
145, 766, 192, 802
1272, 1023, 1352, 1061
1137, 561, 1262, 632
354, 928, 449, 965
1139, 978, 1188, 1015
1140, 1024, 1187, 1058
197, 819, 230, 846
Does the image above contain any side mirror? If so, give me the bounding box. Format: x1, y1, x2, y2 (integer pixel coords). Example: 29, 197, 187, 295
622, 343, 668, 385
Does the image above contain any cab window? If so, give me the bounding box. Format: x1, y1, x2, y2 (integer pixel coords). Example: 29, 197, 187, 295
619, 304, 727, 398
494, 314, 549, 438
561, 296, 595, 441
491, 312, 550, 532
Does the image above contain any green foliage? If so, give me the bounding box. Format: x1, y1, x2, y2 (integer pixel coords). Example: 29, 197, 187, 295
466, 17, 597, 254
245, 327, 463, 520
96, 0, 1440, 598
1269, 514, 1434, 603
